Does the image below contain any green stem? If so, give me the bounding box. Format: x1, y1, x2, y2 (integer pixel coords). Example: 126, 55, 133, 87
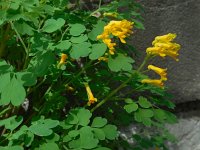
60, 26, 69, 41
89, 0, 102, 16
10, 21, 28, 56
64, 60, 93, 86
0, 106, 11, 117
91, 55, 150, 112
10, 21, 29, 69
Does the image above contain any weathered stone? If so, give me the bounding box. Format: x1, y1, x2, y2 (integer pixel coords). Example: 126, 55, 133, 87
132, 0, 200, 103
167, 111, 200, 150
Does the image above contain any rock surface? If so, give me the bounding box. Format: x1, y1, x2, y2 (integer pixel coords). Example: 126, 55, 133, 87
167, 111, 200, 150
132, 0, 200, 103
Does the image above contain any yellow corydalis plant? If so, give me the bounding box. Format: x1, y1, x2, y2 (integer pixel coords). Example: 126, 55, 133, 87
146, 33, 181, 61
84, 83, 97, 106
97, 19, 134, 55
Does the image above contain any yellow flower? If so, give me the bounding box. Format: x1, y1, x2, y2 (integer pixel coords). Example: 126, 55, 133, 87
97, 19, 133, 55
59, 53, 68, 65
146, 33, 181, 61
98, 53, 108, 62
152, 33, 176, 45
148, 65, 167, 81
141, 79, 164, 87
84, 83, 97, 106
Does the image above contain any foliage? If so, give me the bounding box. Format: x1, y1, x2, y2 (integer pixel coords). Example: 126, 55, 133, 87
0, 0, 180, 150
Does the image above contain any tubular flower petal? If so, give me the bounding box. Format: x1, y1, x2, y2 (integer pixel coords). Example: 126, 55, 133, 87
59, 53, 68, 65
148, 65, 167, 81
97, 19, 133, 55
146, 33, 181, 61
141, 79, 164, 87
152, 33, 177, 45
84, 83, 97, 106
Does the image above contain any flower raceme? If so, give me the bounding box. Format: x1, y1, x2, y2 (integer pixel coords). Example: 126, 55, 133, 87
97, 19, 134, 55
148, 65, 167, 81
141, 65, 167, 88
146, 33, 181, 61
84, 83, 97, 106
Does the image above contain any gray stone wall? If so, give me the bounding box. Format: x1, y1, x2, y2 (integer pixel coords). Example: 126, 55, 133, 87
132, 0, 200, 103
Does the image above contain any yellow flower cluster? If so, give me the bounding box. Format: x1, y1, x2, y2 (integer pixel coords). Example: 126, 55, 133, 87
146, 33, 181, 61
84, 83, 97, 106
141, 65, 167, 87
97, 20, 134, 55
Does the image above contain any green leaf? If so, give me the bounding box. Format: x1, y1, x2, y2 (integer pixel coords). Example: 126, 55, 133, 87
45, 133, 60, 142
0, 146, 23, 150
65, 112, 79, 125
0, 59, 14, 73
92, 128, 105, 140
29, 119, 59, 136
14, 22, 34, 35
55, 40, 71, 51
102, 124, 118, 140
29, 124, 53, 136
76, 108, 92, 126
70, 42, 91, 59
139, 108, 154, 118
93, 147, 111, 150
0, 73, 11, 91
24, 131, 34, 147
70, 34, 88, 43
153, 109, 166, 122
88, 20, 106, 41
89, 43, 107, 60
124, 103, 138, 113
164, 111, 177, 124
91, 117, 107, 128
132, 19, 145, 30
28, 51, 55, 77
108, 53, 134, 72
16, 72, 37, 87
39, 143, 59, 150
63, 135, 72, 143
1, 77, 26, 106
138, 96, 151, 108
142, 117, 152, 126
134, 108, 154, 126
79, 126, 99, 149
69, 24, 86, 36
68, 138, 81, 149
42, 18, 65, 33
0, 116, 23, 131
68, 130, 80, 138
125, 98, 134, 104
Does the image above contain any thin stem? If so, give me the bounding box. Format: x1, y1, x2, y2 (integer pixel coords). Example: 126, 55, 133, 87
60, 26, 69, 41
64, 60, 93, 86
98, 0, 102, 9
10, 21, 29, 69
0, 106, 11, 117
89, 0, 102, 16
10, 21, 28, 56
91, 55, 150, 112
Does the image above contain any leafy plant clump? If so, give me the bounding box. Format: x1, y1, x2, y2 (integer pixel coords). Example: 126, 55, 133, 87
0, 0, 180, 150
